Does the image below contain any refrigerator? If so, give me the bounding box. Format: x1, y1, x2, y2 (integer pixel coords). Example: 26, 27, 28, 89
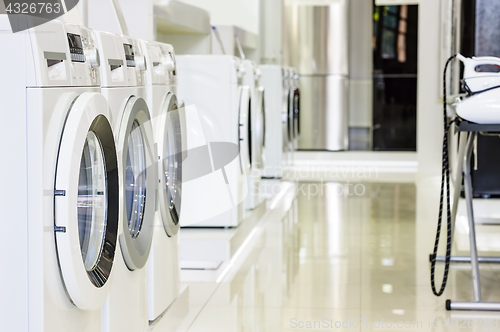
284, 0, 349, 151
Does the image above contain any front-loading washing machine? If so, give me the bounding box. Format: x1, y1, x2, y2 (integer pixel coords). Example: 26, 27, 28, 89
242, 59, 266, 210
260, 65, 289, 179
177, 55, 251, 227
141, 39, 184, 321
0, 19, 119, 331
93, 30, 157, 332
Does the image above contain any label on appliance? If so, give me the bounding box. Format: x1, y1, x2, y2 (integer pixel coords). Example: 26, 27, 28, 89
284, 0, 344, 6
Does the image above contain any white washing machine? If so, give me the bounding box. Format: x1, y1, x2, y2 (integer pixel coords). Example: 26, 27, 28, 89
0, 19, 119, 331
260, 65, 289, 179
93, 31, 157, 332
141, 39, 184, 321
242, 59, 266, 210
177, 55, 250, 227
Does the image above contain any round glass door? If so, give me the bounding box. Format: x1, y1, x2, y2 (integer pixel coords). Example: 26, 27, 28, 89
125, 120, 148, 238
54, 92, 119, 309
288, 90, 294, 144
294, 88, 300, 138
78, 131, 108, 272
247, 98, 253, 167
164, 105, 182, 225
118, 97, 156, 271
158, 94, 183, 236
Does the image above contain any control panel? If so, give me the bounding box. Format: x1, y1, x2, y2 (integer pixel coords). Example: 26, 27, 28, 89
67, 33, 85, 63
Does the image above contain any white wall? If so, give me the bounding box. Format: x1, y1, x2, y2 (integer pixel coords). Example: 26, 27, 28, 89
178, 0, 259, 34
417, 0, 444, 178
259, 0, 283, 64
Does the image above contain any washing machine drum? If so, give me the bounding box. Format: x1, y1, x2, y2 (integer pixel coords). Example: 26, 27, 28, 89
117, 97, 157, 271
157, 93, 183, 237
54, 92, 119, 310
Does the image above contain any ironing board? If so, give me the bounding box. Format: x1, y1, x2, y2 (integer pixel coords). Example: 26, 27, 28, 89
434, 120, 500, 311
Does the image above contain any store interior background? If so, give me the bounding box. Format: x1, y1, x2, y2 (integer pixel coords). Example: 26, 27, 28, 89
117, 0, 445, 179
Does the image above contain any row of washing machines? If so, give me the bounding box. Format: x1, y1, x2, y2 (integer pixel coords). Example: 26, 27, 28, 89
0, 18, 299, 332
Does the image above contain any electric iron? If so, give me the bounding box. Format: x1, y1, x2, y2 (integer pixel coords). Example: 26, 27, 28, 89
454, 54, 500, 124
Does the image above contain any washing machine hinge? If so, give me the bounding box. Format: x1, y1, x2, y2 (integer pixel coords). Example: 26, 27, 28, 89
54, 226, 66, 233
54, 190, 66, 196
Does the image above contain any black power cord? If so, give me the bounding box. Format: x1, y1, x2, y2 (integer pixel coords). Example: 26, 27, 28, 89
430, 55, 460, 297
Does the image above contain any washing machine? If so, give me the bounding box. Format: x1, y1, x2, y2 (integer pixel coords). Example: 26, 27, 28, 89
260, 65, 288, 179
242, 59, 266, 210
141, 39, 184, 321
93, 31, 157, 332
0, 19, 119, 331
177, 55, 250, 227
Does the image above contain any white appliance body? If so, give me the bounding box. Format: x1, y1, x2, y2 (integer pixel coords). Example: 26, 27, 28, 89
0, 20, 120, 331
177, 55, 250, 227
242, 60, 265, 210
141, 39, 183, 321
260, 65, 288, 178
455, 87, 500, 124
94, 31, 157, 332
284, 66, 295, 166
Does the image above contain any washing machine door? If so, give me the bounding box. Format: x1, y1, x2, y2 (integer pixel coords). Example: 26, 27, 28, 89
287, 88, 295, 149
238, 86, 252, 175
252, 86, 265, 168
54, 92, 118, 310
293, 87, 300, 139
157, 93, 183, 237
117, 97, 157, 271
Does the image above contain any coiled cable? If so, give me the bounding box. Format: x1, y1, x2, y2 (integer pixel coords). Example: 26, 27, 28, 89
430, 55, 459, 296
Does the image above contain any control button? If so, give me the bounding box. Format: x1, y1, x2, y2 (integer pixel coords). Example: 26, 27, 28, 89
162, 54, 175, 72
86, 48, 100, 68
135, 55, 147, 71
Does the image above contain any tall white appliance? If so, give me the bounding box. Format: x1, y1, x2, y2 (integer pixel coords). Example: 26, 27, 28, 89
259, 65, 288, 179
141, 39, 184, 321
93, 30, 157, 332
0, 19, 120, 331
242, 59, 266, 210
177, 55, 251, 227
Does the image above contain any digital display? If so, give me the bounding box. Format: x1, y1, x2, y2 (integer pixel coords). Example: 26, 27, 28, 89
123, 44, 134, 57
67, 33, 85, 63
68, 33, 83, 49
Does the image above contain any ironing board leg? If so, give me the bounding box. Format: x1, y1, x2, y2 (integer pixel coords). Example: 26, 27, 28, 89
463, 132, 482, 302
451, 132, 468, 238
445, 132, 500, 311
434, 133, 500, 265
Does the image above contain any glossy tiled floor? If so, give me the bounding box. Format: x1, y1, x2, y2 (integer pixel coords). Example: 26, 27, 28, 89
170, 180, 500, 331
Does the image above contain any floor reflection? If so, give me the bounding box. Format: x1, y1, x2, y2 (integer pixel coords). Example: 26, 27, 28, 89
176, 180, 500, 332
